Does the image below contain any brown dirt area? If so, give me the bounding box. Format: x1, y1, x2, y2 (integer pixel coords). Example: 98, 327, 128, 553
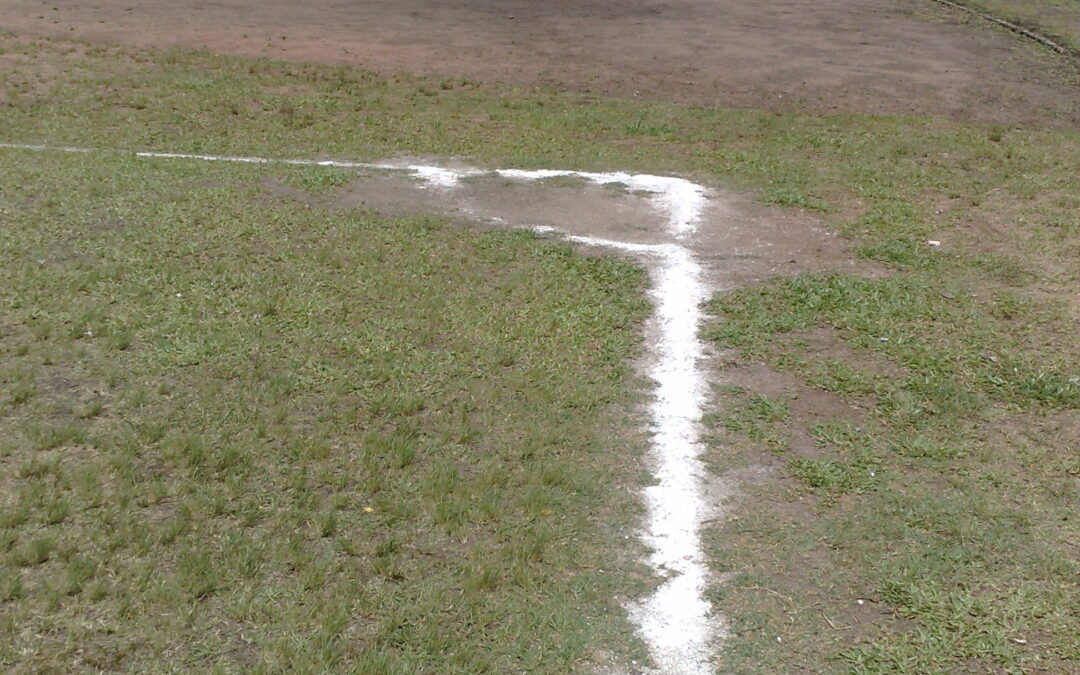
256, 167, 871, 289
717, 359, 863, 459
1, 0, 1077, 126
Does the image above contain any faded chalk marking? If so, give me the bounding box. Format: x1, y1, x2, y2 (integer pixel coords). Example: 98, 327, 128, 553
0, 141, 722, 674
0, 142, 95, 154
0, 142, 475, 181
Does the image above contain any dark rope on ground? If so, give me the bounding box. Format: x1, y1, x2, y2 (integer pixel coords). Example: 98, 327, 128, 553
928, 0, 1073, 57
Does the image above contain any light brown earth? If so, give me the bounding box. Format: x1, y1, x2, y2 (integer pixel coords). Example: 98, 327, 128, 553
1, 0, 1078, 126
263, 167, 871, 285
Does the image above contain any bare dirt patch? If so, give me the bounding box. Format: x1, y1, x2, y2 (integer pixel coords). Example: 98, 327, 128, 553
266, 166, 875, 291
334, 171, 667, 247
1, 0, 1078, 125
694, 194, 885, 289
715, 355, 865, 461
790, 326, 906, 380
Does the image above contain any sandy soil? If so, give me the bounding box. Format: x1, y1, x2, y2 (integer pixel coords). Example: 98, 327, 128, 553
1, 0, 1077, 125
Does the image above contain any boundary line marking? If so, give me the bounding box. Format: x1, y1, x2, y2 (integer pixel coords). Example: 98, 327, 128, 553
1, 141, 722, 674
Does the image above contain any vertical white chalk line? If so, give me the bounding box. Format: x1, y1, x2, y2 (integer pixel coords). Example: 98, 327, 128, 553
488, 169, 718, 674
627, 243, 714, 674
0, 142, 721, 673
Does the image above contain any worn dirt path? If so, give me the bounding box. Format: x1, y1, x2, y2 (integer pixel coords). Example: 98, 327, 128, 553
1, 0, 1077, 125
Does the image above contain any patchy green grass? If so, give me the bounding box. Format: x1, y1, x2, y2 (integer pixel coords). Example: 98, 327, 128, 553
0, 151, 654, 671
703, 269, 1079, 672
1, 33, 1079, 672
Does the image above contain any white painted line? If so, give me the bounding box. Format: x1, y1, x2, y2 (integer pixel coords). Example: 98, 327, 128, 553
628, 244, 714, 674
0, 141, 722, 673
0, 143, 707, 237
0, 142, 94, 154
547, 228, 716, 673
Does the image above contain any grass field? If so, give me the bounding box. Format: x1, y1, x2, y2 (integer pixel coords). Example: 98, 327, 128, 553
1, 32, 1079, 672
0, 148, 656, 670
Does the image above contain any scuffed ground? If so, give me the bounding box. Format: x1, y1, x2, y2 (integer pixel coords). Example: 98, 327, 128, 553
1, 0, 1078, 125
